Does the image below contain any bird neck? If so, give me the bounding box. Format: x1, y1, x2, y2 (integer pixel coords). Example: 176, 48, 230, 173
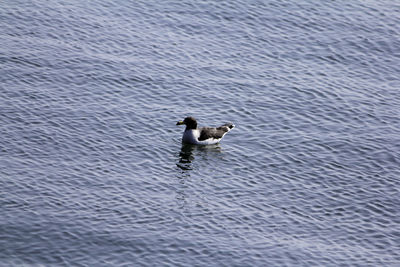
185, 122, 197, 130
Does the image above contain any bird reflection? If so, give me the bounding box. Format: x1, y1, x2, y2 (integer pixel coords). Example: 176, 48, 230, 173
175, 143, 222, 209
176, 143, 222, 172
176, 143, 196, 171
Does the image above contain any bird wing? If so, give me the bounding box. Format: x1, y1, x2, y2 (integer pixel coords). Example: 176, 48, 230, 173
198, 126, 230, 141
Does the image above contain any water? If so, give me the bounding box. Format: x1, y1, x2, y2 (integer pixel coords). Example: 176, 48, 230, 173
1, 0, 400, 266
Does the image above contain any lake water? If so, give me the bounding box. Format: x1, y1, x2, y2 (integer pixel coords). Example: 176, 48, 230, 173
1, 0, 399, 266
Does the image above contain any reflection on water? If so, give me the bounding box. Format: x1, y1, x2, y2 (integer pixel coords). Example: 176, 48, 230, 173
177, 143, 196, 171
175, 143, 223, 209
176, 143, 222, 173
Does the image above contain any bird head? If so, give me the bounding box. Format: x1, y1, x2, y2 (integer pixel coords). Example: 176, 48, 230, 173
176, 117, 197, 129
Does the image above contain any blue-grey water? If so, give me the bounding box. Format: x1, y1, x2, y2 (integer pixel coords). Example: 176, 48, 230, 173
1, 0, 400, 266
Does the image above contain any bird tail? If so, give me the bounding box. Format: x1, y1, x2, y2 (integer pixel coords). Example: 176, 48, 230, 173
222, 123, 235, 130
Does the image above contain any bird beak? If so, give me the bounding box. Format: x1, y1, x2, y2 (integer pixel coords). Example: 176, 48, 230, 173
176, 121, 184, 125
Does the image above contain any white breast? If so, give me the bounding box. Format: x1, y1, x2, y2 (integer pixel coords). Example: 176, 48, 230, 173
182, 129, 221, 145
182, 129, 200, 144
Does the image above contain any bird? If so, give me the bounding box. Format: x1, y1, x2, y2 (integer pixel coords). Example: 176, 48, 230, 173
176, 116, 235, 145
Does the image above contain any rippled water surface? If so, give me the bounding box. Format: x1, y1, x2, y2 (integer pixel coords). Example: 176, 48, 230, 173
1, 0, 400, 266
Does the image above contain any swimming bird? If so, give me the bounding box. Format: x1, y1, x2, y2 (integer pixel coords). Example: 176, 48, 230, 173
176, 117, 235, 145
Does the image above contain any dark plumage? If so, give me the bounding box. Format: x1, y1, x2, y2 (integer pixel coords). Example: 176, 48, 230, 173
198, 123, 235, 141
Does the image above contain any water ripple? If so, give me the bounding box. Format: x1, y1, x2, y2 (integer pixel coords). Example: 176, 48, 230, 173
1, 0, 400, 266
